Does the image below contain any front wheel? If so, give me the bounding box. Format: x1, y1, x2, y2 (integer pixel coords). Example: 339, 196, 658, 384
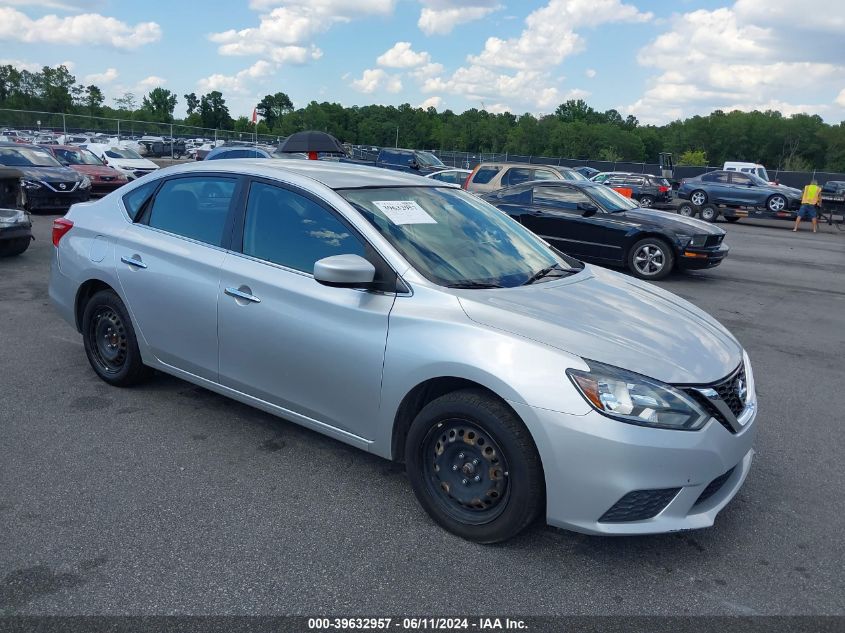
82, 289, 153, 387
405, 389, 544, 543
628, 237, 675, 280
690, 190, 707, 206
767, 195, 787, 212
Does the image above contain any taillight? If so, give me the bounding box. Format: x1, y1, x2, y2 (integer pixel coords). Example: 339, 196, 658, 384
659, 186, 669, 192
463, 165, 479, 189
52, 218, 73, 247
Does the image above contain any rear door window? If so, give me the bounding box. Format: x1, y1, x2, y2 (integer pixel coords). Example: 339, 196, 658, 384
731, 172, 753, 185
144, 176, 237, 246
504, 168, 533, 186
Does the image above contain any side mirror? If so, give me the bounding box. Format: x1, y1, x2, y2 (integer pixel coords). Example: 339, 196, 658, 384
314, 254, 376, 288
578, 202, 598, 217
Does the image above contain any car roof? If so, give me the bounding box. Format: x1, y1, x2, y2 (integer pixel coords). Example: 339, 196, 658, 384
157, 159, 447, 190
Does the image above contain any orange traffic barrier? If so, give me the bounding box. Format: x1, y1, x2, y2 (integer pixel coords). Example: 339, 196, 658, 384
612, 187, 633, 198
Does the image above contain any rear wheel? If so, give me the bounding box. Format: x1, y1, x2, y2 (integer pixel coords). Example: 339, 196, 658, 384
690, 190, 707, 206
699, 205, 720, 223
639, 195, 655, 208
0, 237, 30, 257
82, 289, 153, 387
405, 389, 544, 543
628, 237, 675, 280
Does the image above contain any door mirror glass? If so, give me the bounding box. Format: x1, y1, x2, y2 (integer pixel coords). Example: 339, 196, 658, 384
314, 254, 376, 288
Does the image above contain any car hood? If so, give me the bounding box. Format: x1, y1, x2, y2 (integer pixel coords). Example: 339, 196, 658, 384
107, 157, 158, 169
15, 165, 83, 182
69, 165, 124, 179
616, 208, 725, 235
456, 265, 742, 384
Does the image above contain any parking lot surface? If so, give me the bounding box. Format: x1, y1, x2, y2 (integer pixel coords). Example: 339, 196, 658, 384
1, 214, 844, 615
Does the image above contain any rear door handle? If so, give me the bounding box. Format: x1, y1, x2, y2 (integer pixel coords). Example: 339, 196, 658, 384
224, 287, 261, 304
120, 255, 147, 269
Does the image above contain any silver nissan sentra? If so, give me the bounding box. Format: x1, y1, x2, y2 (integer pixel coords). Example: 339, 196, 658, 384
49, 160, 757, 543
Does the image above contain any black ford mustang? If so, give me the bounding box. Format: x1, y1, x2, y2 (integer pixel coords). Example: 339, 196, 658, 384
481, 180, 729, 280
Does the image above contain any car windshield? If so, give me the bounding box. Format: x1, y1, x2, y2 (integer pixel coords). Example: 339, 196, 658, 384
756, 168, 770, 181
0, 147, 62, 167
585, 184, 639, 212
416, 152, 444, 167
55, 148, 103, 166
340, 186, 582, 288
105, 147, 142, 159
749, 172, 769, 185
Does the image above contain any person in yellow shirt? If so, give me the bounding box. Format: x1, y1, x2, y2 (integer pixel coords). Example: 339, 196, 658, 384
793, 181, 821, 232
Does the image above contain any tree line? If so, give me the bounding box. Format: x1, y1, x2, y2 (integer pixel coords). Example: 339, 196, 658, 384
1, 64, 844, 172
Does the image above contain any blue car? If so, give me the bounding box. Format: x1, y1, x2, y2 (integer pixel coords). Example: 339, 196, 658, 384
678, 170, 801, 214
205, 146, 275, 160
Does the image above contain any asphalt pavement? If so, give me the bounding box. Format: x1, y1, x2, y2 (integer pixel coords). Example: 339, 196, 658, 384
1, 213, 844, 615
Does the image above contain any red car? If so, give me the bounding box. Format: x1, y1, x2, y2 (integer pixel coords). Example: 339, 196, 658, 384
41, 145, 129, 197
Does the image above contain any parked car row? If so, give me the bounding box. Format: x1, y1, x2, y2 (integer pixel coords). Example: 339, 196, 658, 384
48, 160, 758, 544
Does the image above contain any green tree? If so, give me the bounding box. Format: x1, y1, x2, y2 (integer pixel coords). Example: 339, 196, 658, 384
141, 87, 178, 122
678, 149, 708, 166
83, 85, 104, 117
184, 92, 199, 116
199, 91, 232, 130
256, 92, 294, 130
113, 92, 137, 113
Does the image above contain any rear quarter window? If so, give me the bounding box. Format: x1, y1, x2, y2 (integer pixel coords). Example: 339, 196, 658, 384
471, 167, 501, 184
122, 181, 159, 221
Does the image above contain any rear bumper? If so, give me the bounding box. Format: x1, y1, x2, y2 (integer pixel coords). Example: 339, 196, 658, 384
0, 222, 33, 241
510, 390, 757, 535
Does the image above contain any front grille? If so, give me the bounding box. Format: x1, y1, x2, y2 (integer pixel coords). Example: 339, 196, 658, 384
45, 181, 78, 192
705, 234, 724, 248
693, 467, 736, 507
714, 364, 747, 418
599, 488, 681, 523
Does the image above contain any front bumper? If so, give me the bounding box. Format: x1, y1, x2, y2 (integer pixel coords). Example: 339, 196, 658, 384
677, 243, 729, 270
24, 189, 90, 210
509, 393, 757, 535
90, 181, 127, 197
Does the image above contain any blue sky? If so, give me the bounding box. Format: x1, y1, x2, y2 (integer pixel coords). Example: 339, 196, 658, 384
1, 0, 843, 124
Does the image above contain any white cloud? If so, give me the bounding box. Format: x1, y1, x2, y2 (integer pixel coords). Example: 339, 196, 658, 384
418, 1, 500, 36
210, 0, 395, 63
837, 89, 845, 108
350, 68, 402, 94
415, 0, 648, 113
377, 42, 430, 68
585, 68, 596, 79
84, 67, 118, 85
625, 1, 845, 123
0, 58, 42, 72
136, 76, 166, 92
0, 7, 161, 50
198, 60, 275, 95
418, 96, 443, 110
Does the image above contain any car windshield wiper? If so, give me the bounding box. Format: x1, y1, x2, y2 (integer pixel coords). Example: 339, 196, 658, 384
522, 264, 576, 285
445, 281, 506, 289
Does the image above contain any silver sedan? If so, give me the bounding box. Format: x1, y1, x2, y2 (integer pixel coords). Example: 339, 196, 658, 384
49, 160, 757, 542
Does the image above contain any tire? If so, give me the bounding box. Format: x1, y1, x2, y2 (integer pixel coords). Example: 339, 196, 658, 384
639, 195, 655, 208
767, 195, 787, 212
405, 389, 544, 543
81, 289, 153, 387
627, 237, 675, 280
725, 216, 740, 223
699, 204, 720, 223
677, 202, 695, 217
0, 237, 30, 257
690, 190, 708, 206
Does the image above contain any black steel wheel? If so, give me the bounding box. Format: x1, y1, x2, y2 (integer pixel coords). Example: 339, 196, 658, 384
405, 389, 544, 543
699, 204, 719, 222
82, 289, 153, 387
677, 202, 695, 217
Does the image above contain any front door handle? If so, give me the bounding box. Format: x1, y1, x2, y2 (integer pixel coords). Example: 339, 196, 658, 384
120, 255, 147, 269
225, 286, 261, 304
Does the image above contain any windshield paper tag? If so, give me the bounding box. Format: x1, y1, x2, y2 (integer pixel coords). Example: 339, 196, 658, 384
373, 200, 437, 225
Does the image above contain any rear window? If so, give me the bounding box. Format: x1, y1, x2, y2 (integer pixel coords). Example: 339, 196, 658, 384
471, 167, 501, 184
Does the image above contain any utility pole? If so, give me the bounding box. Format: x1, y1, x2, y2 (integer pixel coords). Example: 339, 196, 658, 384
395, 127, 399, 148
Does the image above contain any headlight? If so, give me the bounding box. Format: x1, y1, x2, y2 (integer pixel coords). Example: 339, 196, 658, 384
689, 235, 708, 247
567, 360, 709, 430
80, 176, 92, 189
20, 178, 42, 190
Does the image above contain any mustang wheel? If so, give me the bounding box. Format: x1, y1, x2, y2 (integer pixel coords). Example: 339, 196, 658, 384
405, 389, 543, 543
767, 195, 787, 212
628, 237, 675, 280
82, 289, 153, 387
690, 190, 707, 206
